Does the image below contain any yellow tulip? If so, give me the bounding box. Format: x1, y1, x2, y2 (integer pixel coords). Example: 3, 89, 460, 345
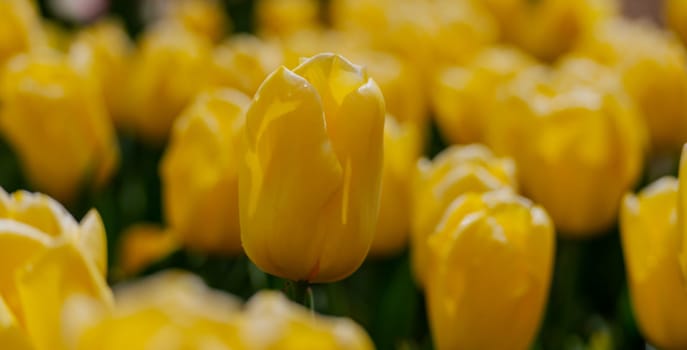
432, 45, 536, 144
127, 24, 213, 143
117, 224, 178, 276
161, 88, 251, 254
576, 19, 687, 152
76, 271, 374, 350
411, 144, 517, 286
255, 0, 321, 38
0, 52, 119, 203
370, 117, 422, 257
483, 0, 617, 60
0, 186, 113, 350
212, 34, 284, 96
156, 0, 230, 43
239, 53, 385, 283
69, 19, 132, 127
486, 59, 646, 236
621, 177, 687, 350
426, 190, 554, 350
665, 0, 687, 46
0, 0, 44, 66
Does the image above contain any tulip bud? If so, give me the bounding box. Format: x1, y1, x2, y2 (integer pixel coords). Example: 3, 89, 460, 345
0, 0, 44, 65
486, 60, 646, 236
212, 35, 284, 96
576, 19, 687, 152
69, 19, 132, 127
432, 46, 536, 144
161, 88, 251, 254
621, 177, 687, 350
0, 52, 119, 203
0, 187, 113, 350
411, 144, 517, 286
370, 117, 422, 257
126, 24, 213, 143
426, 190, 554, 350
665, 0, 687, 46
239, 53, 385, 283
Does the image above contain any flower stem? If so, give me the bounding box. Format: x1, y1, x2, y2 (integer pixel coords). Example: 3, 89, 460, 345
291, 280, 315, 315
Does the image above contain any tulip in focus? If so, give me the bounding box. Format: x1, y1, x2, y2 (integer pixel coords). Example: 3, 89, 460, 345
665, 0, 687, 46
621, 177, 687, 350
411, 144, 517, 286
432, 46, 536, 144
0, 187, 113, 350
370, 117, 422, 257
239, 53, 385, 283
0, 52, 119, 203
75, 270, 375, 350
0, 0, 44, 65
487, 60, 646, 236
161, 88, 251, 254
576, 19, 687, 152
126, 24, 213, 143
426, 190, 554, 350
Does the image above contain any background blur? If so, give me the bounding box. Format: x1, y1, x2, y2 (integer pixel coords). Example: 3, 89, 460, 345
0, 0, 674, 349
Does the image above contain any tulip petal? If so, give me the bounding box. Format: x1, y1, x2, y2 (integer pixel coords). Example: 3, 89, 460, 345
0, 295, 32, 350
78, 209, 108, 276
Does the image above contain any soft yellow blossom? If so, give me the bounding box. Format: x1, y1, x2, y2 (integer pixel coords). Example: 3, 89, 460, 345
239, 54, 385, 283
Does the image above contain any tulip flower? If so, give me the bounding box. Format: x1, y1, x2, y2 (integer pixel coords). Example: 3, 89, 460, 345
75, 270, 374, 350
212, 34, 284, 96
666, 0, 687, 46
126, 23, 213, 143
255, 0, 321, 39
117, 224, 178, 276
411, 144, 517, 286
432, 46, 536, 144
152, 0, 229, 43
0, 0, 44, 65
161, 88, 251, 254
69, 18, 132, 126
370, 117, 422, 257
576, 19, 687, 152
483, 0, 617, 60
426, 190, 554, 350
239, 53, 385, 283
0, 52, 119, 203
0, 187, 113, 350
621, 177, 687, 350
486, 60, 646, 236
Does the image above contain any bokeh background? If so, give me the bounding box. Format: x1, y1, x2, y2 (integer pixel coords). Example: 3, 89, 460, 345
0, 0, 676, 349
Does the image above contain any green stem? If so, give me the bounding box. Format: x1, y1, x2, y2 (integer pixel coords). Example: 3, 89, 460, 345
290, 280, 315, 315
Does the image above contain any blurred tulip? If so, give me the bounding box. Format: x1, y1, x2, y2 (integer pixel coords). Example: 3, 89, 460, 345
483, 0, 617, 61
487, 60, 646, 236
117, 224, 178, 276
126, 24, 213, 143
239, 53, 385, 283
426, 190, 554, 350
432, 46, 536, 144
69, 18, 132, 126
212, 34, 284, 96
42, 21, 72, 52
150, 0, 229, 43
256, 0, 321, 38
411, 144, 517, 286
0, 52, 119, 203
161, 88, 251, 254
370, 117, 422, 257
576, 19, 687, 152
75, 271, 374, 350
0, 186, 113, 350
621, 177, 687, 350
665, 0, 687, 46
0, 0, 44, 66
